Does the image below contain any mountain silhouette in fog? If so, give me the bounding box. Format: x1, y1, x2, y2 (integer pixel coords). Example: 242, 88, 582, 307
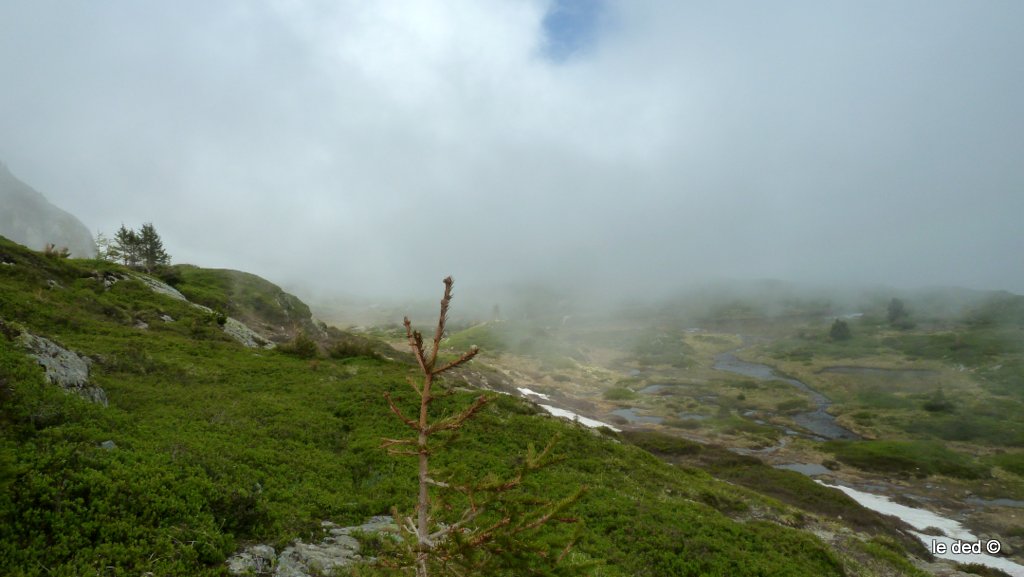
0, 161, 96, 258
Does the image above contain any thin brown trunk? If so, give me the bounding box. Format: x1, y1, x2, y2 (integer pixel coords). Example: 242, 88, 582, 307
389, 278, 479, 577
416, 372, 433, 577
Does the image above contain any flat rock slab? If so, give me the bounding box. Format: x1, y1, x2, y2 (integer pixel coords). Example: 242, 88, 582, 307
227, 516, 396, 577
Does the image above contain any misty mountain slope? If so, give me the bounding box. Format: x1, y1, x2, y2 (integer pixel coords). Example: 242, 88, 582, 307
0, 237, 940, 576
0, 162, 96, 258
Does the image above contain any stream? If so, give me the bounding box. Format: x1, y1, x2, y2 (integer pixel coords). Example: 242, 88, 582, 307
507, 342, 1023, 573
686, 343, 1022, 572
713, 349, 859, 440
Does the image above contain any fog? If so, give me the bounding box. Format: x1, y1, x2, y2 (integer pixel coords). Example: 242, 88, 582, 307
2, 1, 1022, 307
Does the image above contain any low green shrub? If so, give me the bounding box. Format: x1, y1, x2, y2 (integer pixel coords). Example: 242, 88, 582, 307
328, 339, 381, 360
859, 536, 930, 577
822, 440, 990, 479
602, 387, 638, 401
621, 430, 703, 456
278, 333, 319, 359
987, 452, 1024, 477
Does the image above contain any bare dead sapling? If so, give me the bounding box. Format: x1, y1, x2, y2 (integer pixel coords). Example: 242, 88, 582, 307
381, 276, 588, 577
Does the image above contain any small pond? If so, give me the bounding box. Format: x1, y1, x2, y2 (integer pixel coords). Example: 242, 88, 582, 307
639, 383, 674, 394
610, 408, 665, 425
965, 497, 1024, 509
713, 351, 859, 440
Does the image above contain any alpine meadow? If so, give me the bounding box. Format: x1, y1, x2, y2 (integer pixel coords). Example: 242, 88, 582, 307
2, 2, 1024, 576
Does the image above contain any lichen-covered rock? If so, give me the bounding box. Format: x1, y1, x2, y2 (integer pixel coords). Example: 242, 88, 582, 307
227, 544, 276, 575
95, 270, 127, 289
223, 316, 275, 349
226, 516, 395, 577
130, 273, 188, 301
16, 331, 107, 406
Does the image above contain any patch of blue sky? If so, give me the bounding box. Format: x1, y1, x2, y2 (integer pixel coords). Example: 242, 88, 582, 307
541, 0, 603, 62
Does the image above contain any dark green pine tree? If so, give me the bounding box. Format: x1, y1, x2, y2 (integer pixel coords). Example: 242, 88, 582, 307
95, 231, 118, 263
138, 223, 170, 271
829, 318, 852, 341
113, 225, 139, 268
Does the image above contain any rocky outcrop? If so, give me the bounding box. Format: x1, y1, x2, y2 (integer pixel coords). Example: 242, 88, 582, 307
15, 329, 107, 405
223, 317, 274, 349
129, 273, 188, 301
227, 516, 395, 576
131, 273, 275, 349
227, 544, 276, 575
0, 161, 97, 258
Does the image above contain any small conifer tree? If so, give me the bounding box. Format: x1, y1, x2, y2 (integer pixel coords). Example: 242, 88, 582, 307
138, 222, 170, 271
829, 318, 852, 341
41, 243, 70, 259
108, 223, 170, 270
887, 298, 907, 324
96, 231, 119, 262
113, 225, 139, 268
382, 277, 587, 577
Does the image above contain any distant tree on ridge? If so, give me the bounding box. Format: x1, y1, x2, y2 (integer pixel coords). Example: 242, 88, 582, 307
138, 223, 169, 272
105, 223, 170, 271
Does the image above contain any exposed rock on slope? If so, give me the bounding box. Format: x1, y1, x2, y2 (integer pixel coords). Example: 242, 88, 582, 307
6, 324, 108, 405
227, 516, 395, 576
131, 272, 189, 301
129, 272, 275, 349
221, 316, 274, 349
0, 162, 97, 258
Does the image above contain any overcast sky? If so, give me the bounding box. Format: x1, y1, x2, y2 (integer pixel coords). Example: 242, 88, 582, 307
1, 0, 1022, 302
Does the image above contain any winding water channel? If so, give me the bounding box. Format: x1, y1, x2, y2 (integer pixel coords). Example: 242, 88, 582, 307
711, 349, 1024, 574
713, 349, 859, 440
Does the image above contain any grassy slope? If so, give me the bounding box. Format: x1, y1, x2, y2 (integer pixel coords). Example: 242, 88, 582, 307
168, 264, 315, 339
0, 237, 922, 576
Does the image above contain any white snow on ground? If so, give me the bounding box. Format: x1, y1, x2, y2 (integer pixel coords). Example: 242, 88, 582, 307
539, 404, 620, 432
821, 482, 972, 539
819, 482, 1024, 577
517, 387, 551, 400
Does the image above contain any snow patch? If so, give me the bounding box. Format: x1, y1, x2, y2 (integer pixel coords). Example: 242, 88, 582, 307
819, 482, 1024, 576
517, 387, 551, 400
539, 404, 620, 432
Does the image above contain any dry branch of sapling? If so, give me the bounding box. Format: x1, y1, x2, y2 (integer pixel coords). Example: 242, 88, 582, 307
381, 276, 588, 577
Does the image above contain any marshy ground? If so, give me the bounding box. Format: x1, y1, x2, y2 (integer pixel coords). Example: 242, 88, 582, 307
418, 307, 1024, 568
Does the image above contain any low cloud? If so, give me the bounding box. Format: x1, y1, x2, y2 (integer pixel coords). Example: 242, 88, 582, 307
1, 0, 1021, 303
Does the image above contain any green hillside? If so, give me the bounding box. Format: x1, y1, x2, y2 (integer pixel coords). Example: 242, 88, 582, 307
0, 236, 928, 576
164, 265, 317, 343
